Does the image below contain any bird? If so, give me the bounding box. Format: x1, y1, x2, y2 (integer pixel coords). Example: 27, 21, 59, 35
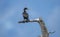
22, 7, 29, 22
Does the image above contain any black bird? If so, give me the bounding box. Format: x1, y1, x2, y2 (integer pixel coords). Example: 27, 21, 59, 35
22, 8, 29, 22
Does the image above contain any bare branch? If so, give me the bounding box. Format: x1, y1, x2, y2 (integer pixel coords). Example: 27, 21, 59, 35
18, 18, 49, 37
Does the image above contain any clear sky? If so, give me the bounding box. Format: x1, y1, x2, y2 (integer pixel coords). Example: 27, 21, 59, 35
0, 0, 60, 37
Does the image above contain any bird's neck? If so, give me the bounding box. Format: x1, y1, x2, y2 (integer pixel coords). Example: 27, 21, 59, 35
24, 10, 27, 12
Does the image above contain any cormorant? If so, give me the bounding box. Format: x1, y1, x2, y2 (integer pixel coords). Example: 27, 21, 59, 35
22, 8, 29, 22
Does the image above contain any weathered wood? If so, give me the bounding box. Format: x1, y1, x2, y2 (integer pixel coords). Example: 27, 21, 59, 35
18, 18, 49, 37
38, 18, 49, 37
18, 19, 39, 23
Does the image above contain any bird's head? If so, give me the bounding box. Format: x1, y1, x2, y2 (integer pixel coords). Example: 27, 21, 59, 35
24, 7, 28, 11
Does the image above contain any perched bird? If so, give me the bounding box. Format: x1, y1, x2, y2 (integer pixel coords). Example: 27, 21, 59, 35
22, 7, 29, 22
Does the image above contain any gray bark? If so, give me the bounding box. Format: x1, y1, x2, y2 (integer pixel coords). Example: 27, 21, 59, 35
19, 18, 49, 37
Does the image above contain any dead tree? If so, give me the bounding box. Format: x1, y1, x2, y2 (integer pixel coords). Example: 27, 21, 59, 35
18, 18, 49, 37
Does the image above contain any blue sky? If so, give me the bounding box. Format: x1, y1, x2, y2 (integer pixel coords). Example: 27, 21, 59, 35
0, 0, 60, 37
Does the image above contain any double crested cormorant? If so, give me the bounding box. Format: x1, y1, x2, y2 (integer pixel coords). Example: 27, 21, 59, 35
23, 8, 29, 22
